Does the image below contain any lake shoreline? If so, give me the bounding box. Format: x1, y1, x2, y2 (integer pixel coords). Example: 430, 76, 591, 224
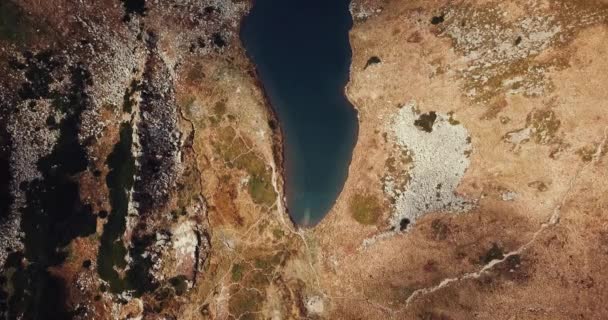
237, 12, 296, 228
239, 0, 359, 226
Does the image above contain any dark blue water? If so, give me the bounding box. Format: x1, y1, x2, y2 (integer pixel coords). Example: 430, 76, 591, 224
241, 0, 358, 225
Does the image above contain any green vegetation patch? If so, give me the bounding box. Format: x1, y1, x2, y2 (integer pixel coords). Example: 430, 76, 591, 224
528, 180, 548, 192
350, 194, 382, 225
212, 126, 277, 207
206, 100, 229, 126
447, 111, 461, 125
231, 263, 245, 282
213, 100, 227, 117
248, 173, 275, 207
386, 148, 413, 172
228, 255, 285, 319
382, 147, 413, 203
227, 251, 291, 317
272, 228, 284, 239
576, 145, 596, 162
526, 109, 561, 144
213, 126, 242, 164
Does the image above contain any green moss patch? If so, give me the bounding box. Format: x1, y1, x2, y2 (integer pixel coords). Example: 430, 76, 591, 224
213, 100, 227, 117
382, 147, 413, 204
576, 145, 596, 162
526, 109, 561, 144
227, 252, 292, 319
272, 228, 284, 239
231, 263, 244, 282
350, 194, 382, 225
212, 126, 277, 207
248, 174, 275, 207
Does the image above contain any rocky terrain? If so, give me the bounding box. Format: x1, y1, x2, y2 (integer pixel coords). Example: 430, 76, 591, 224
0, 1, 314, 319
317, 0, 608, 318
1, 0, 608, 319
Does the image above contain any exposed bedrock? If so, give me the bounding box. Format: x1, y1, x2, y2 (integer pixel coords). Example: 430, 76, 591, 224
133, 37, 182, 216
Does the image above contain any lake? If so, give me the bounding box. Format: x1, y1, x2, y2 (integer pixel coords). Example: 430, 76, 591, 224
241, 0, 358, 225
